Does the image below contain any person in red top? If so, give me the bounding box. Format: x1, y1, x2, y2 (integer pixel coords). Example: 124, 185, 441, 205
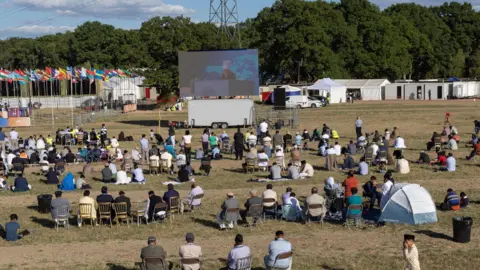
430, 151, 447, 165
342, 170, 359, 199
445, 112, 450, 124
466, 142, 480, 160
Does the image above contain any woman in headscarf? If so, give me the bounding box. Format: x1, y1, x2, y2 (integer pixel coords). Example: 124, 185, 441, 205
59, 172, 75, 191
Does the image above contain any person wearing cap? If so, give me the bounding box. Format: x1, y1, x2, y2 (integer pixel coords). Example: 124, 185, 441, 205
51, 190, 70, 220
179, 233, 202, 270
240, 189, 263, 224
403, 234, 420, 270
141, 236, 167, 269
264, 231, 292, 270
217, 192, 240, 229
227, 234, 251, 270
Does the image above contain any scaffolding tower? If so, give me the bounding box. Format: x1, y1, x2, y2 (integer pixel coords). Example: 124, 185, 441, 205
209, 0, 242, 48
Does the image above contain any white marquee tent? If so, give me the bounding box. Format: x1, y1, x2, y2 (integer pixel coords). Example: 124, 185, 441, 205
379, 183, 438, 225
103, 77, 144, 103
335, 79, 390, 100
307, 78, 346, 103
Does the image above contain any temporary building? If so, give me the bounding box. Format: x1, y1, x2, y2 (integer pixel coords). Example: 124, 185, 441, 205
103, 77, 144, 103
268, 85, 302, 103
385, 82, 450, 100
379, 183, 437, 225
452, 81, 480, 98
307, 78, 346, 103
335, 79, 390, 100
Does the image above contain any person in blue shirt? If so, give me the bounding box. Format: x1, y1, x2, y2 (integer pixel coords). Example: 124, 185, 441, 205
347, 187, 363, 216
264, 231, 292, 269
59, 172, 75, 191
5, 214, 22, 241
441, 188, 460, 211
165, 142, 177, 159
11, 174, 31, 192
211, 145, 222, 160
163, 183, 180, 209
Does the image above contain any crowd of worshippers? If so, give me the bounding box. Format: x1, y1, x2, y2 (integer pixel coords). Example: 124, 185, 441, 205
137, 230, 293, 270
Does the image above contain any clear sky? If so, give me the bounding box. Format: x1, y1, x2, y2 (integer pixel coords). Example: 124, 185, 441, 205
0, 0, 478, 38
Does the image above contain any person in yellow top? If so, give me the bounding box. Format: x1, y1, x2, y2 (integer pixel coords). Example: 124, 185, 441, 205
45, 135, 53, 146
77, 190, 97, 227
403, 234, 420, 270
331, 129, 339, 139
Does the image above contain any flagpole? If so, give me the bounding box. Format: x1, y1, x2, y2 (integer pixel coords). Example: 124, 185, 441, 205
70, 76, 74, 126
50, 80, 54, 128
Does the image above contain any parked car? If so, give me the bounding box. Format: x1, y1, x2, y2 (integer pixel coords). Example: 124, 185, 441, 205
286, 96, 322, 109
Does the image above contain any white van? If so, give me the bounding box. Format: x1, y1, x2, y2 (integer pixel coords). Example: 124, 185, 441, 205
286, 96, 322, 109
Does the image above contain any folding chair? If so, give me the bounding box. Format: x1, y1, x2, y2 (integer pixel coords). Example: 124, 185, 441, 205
364, 148, 374, 166
285, 139, 293, 152
131, 200, 148, 226
190, 193, 204, 214
245, 158, 257, 174
236, 256, 252, 270
180, 258, 201, 270
258, 158, 269, 171
149, 159, 160, 175
306, 204, 324, 225
168, 197, 181, 222
114, 202, 129, 227
159, 159, 169, 174
141, 257, 167, 270
263, 198, 277, 220
78, 203, 96, 227
246, 204, 264, 227
225, 207, 240, 230
345, 204, 363, 228
153, 202, 168, 223
54, 205, 70, 230
271, 251, 293, 270
98, 202, 113, 227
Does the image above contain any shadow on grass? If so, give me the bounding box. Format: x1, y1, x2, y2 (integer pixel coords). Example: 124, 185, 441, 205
414, 230, 453, 241
30, 216, 55, 229
322, 264, 346, 270
106, 263, 140, 270
27, 205, 40, 212
223, 168, 247, 174
191, 217, 219, 229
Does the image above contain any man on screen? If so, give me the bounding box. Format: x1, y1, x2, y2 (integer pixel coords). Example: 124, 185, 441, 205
220, 60, 237, 80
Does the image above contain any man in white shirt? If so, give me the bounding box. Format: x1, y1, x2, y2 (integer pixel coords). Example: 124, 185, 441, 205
36, 138, 45, 150
447, 136, 458, 150
108, 161, 117, 178
132, 147, 141, 162
326, 145, 336, 156
110, 136, 119, 148
257, 150, 269, 169
444, 153, 456, 172
181, 183, 204, 212
160, 149, 174, 174
394, 136, 407, 149
262, 184, 277, 207
333, 142, 342, 156
132, 164, 146, 183
380, 173, 394, 209
9, 128, 19, 150
176, 150, 187, 167
369, 142, 379, 157
299, 160, 314, 178
259, 120, 268, 138
115, 169, 131, 185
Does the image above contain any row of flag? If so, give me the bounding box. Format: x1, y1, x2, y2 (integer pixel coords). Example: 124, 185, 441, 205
0, 67, 138, 85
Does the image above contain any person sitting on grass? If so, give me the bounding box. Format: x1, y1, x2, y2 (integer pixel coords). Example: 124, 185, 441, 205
286, 163, 299, 180
430, 151, 447, 166
45, 167, 59, 185
211, 145, 222, 160
101, 163, 113, 183
395, 155, 410, 174
108, 160, 117, 179
460, 192, 469, 208
440, 188, 460, 211
5, 214, 29, 242
447, 135, 458, 151
269, 162, 282, 180
466, 139, 480, 160
59, 172, 75, 191
132, 164, 146, 184
358, 157, 368, 175
75, 174, 91, 189
199, 156, 212, 176
393, 136, 407, 149
11, 174, 31, 192
362, 176, 381, 210
342, 153, 355, 170
441, 153, 456, 172
115, 169, 131, 185
416, 151, 431, 164
299, 160, 314, 178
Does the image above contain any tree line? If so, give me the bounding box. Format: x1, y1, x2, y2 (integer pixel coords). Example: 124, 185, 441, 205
1, 0, 480, 95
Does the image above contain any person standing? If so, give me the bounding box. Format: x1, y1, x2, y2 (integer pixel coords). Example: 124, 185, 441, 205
0, 128, 6, 153
403, 234, 420, 270
260, 119, 268, 140
9, 128, 19, 150
100, 124, 107, 147
183, 130, 192, 164
201, 131, 209, 156
140, 134, 149, 163
428, 90, 431, 101
234, 128, 245, 160
168, 122, 176, 146
355, 117, 363, 139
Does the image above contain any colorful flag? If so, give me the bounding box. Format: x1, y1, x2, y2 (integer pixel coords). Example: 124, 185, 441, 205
94, 69, 104, 80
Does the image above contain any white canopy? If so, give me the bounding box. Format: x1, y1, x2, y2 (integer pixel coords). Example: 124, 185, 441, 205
335, 79, 390, 100
103, 77, 144, 103
280, 85, 302, 93
307, 78, 346, 103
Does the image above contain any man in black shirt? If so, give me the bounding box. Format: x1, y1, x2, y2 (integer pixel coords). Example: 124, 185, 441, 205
417, 151, 431, 164
97, 186, 114, 203
29, 151, 40, 164
147, 190, 163, 222
65, 150, 75, 164
11, 153, 26, 173
114, 190, 131, 215
234, 128, 244, 160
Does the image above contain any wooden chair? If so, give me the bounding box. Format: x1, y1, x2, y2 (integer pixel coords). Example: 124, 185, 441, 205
364, 148, 374, 166
244, 158, 257, 174
78, 203, 96, 227
246, 204, 263, 226
285, 139, 293, 152
168, 197, 181, 222
236, 256, 252, 270
159, 159, 169, 174
263, 198, 277, 220
306, 204, 324, 225
114, 202, 129, 227
98, 202, 113, 227
180, 258, 201, 270
271, 251, 293, 270
149, 159, 160, 175
190, 193, 204, 214
131, 200, 148, 226
141, 257, 166, 270
153, 202, 168, 223
345, 204, 363, 228
54, 205, 70, 230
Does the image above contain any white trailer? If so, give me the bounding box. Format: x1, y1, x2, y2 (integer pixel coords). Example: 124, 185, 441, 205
188, 99, 255, 128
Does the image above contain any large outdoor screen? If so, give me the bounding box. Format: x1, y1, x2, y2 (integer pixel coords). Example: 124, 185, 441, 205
178, 49, 259, 97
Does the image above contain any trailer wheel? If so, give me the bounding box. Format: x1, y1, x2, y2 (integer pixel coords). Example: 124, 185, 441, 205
311, 104, 317, 108
212, 123, 219, 129
221, 123, 228, 129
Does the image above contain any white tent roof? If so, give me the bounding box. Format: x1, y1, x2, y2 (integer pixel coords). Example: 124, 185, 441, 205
280, 85, 302, 92
379, 183, 437, 225
307, 78, 346, 103
103, 77, 144, 101
335, 79, 390, 88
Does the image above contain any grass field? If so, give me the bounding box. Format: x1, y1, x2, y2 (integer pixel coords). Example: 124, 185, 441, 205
1, 100, 480, 270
